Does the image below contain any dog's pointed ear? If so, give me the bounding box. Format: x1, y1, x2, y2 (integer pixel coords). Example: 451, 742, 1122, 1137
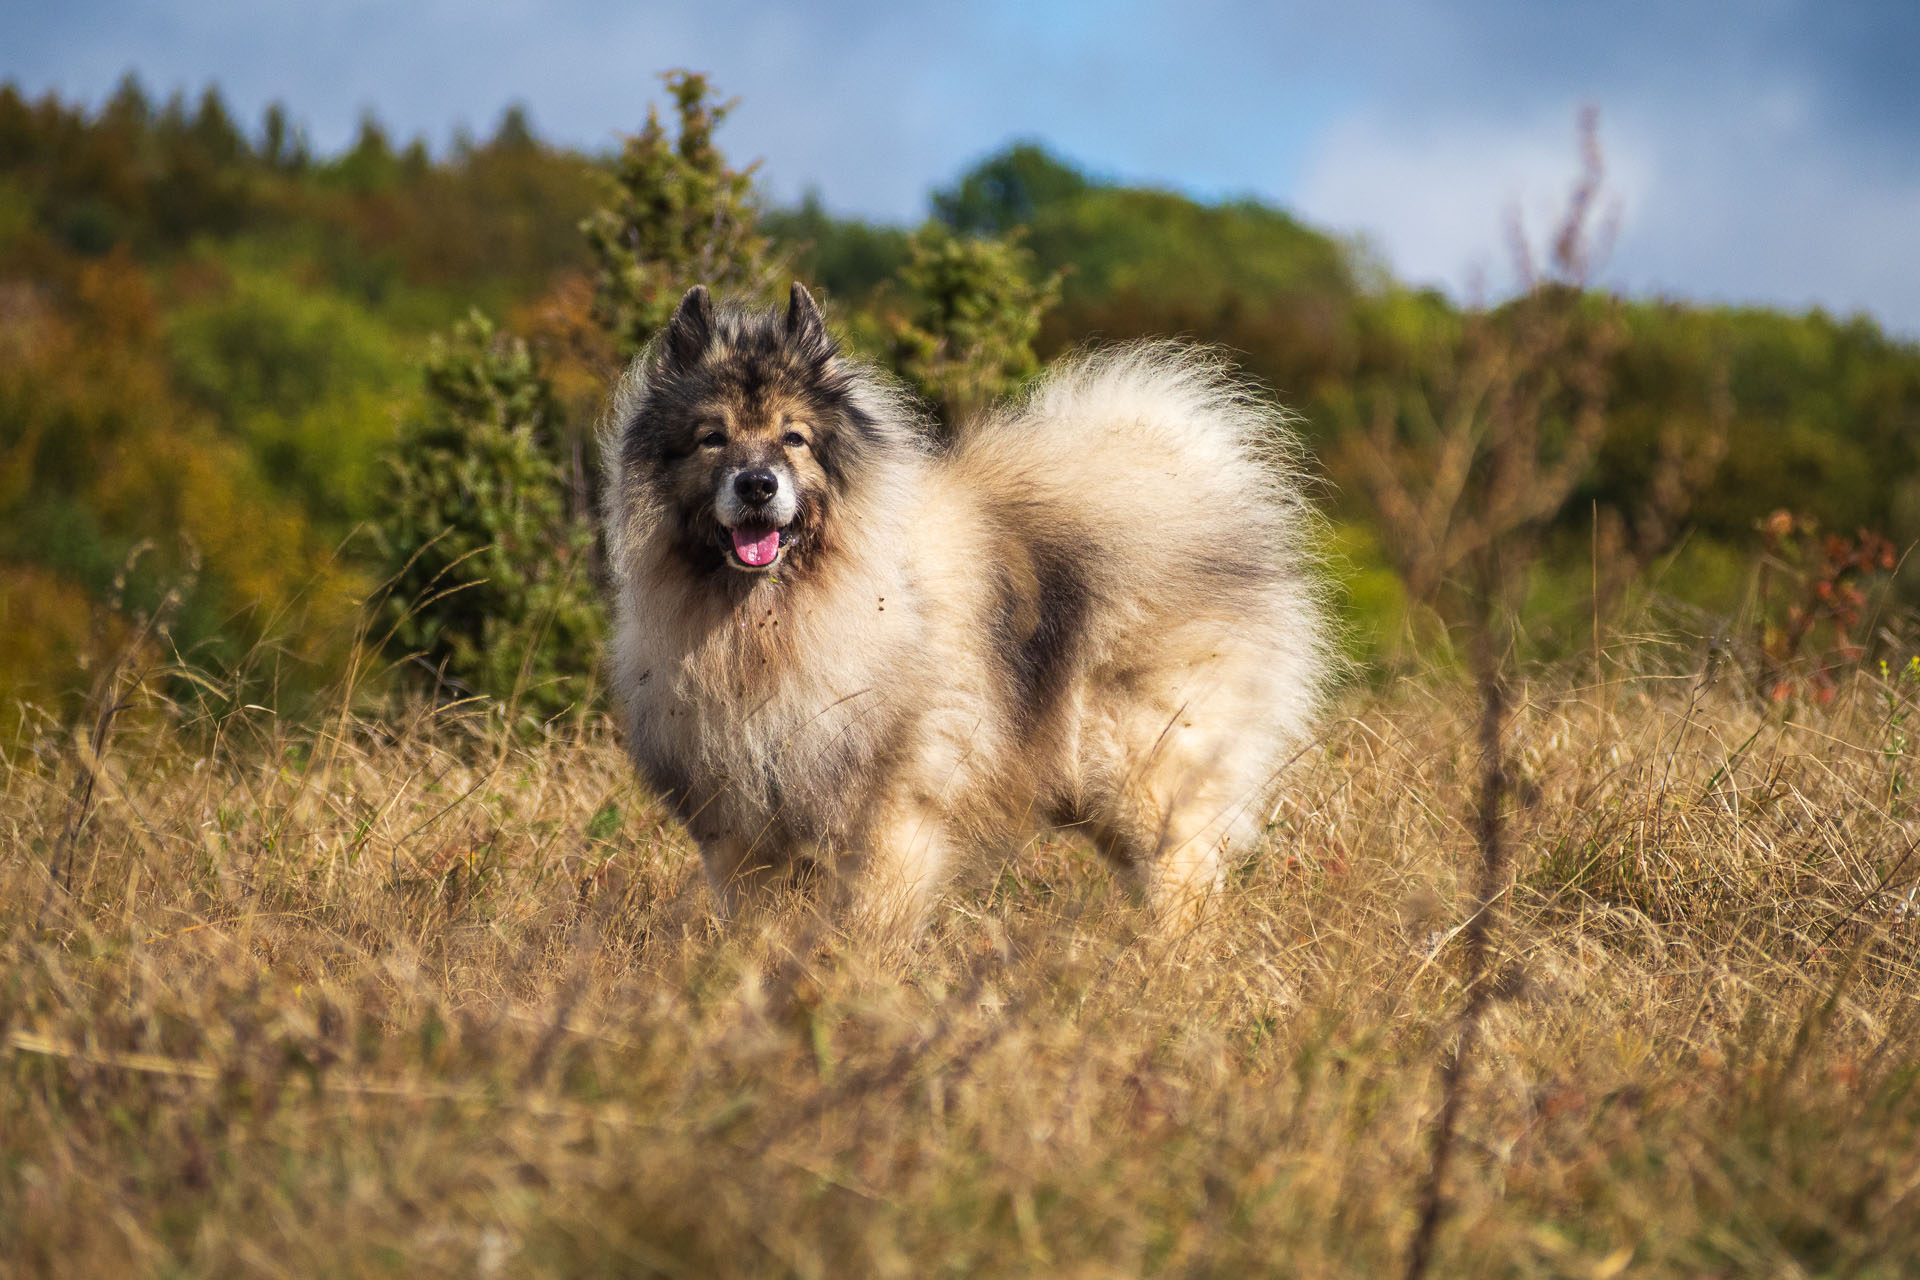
784, 281, 834, 362
663, 285, 712, 369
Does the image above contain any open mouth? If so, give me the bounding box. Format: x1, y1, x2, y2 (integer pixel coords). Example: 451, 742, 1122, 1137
723, 524, 786, 570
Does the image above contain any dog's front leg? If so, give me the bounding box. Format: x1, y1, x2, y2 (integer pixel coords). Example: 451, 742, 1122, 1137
843, 798, 952, 940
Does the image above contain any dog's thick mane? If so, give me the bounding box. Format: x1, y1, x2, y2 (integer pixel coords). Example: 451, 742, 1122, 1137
597, 301, 934, 828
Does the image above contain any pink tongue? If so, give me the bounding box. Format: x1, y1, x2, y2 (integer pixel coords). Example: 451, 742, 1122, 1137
731, 527, 781, 566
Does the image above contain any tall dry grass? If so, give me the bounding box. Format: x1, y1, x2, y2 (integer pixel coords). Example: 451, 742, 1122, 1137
5, 647, 1920, 1277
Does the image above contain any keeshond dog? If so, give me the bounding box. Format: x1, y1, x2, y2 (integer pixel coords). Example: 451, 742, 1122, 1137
600, 282, 1331, 934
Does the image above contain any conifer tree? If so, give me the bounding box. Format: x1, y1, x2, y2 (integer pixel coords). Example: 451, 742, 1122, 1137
337, 113, 399, 191
885, 223, 1060, 430
581, 71, 775, 359
189, 87, 247, 167
104, 73, 152, 131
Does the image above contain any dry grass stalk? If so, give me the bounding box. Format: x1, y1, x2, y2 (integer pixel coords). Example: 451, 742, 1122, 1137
1342, 108, 1622, 614
1402, 586, 1512, 1280
1366, 109, 1629, 1278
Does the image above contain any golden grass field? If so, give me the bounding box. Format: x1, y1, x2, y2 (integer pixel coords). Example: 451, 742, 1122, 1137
6, 650, 1920, 1277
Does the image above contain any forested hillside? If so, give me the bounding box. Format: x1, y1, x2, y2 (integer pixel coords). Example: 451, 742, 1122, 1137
4, 74, 1917, 726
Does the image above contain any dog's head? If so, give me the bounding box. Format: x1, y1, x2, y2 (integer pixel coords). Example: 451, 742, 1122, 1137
614, 282, 896, 580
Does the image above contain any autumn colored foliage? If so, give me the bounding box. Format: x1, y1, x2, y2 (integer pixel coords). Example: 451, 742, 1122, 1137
1754, 511, 1902, 704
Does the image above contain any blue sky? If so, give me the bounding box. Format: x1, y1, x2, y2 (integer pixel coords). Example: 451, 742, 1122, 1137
8, 0, 1919, 334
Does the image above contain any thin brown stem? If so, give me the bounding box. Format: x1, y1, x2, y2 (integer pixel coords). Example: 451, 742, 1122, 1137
1405, 571, 1512, 1280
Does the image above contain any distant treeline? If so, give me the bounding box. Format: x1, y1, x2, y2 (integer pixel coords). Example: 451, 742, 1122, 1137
3, 75, 1917, 722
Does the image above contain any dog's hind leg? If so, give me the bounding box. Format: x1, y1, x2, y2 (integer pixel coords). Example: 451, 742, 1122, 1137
1091, 726, 1268, 935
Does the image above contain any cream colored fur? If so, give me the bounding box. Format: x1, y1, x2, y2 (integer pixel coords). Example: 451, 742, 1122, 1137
602, 339, 1333, 935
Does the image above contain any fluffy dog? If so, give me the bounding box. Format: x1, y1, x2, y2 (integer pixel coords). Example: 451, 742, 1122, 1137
600, 282, 1331, 933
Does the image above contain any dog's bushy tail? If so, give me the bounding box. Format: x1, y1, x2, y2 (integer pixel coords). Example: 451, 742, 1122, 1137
1011, 341, 1298, 461
955, 338, 1338, 697
962, 340, 1319, 559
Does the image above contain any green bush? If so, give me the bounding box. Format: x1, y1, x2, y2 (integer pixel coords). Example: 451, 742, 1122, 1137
374, 311, 600, 725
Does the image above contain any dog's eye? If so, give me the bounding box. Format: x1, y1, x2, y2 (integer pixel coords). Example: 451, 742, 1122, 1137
781, 431, 807, 449
698, 430, 726, 449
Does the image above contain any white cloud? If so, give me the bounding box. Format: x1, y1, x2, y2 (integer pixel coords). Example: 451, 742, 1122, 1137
1293, 95, 1920, 335
1293, 107, 1651, 299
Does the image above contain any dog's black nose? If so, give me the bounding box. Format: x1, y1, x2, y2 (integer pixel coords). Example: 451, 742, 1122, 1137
734, 468, 779, 505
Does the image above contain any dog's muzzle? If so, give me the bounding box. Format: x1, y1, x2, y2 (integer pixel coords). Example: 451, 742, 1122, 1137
716, 464, 798, 570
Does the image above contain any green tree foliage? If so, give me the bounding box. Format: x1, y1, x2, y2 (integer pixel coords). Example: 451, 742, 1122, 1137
330, 114, 402, 193
884, 223, 1061, 429
931, 143, 1355, 312
0, 77, 616, 712
582, 71, 774, 359
760, 192, 910, 308
933, 141, 1092, 235
259, 101, 304, 171
166, 264, 409, 528
375, 312, 600, 725
1690, 308, 1920, 540
928, 144, 1364, 412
